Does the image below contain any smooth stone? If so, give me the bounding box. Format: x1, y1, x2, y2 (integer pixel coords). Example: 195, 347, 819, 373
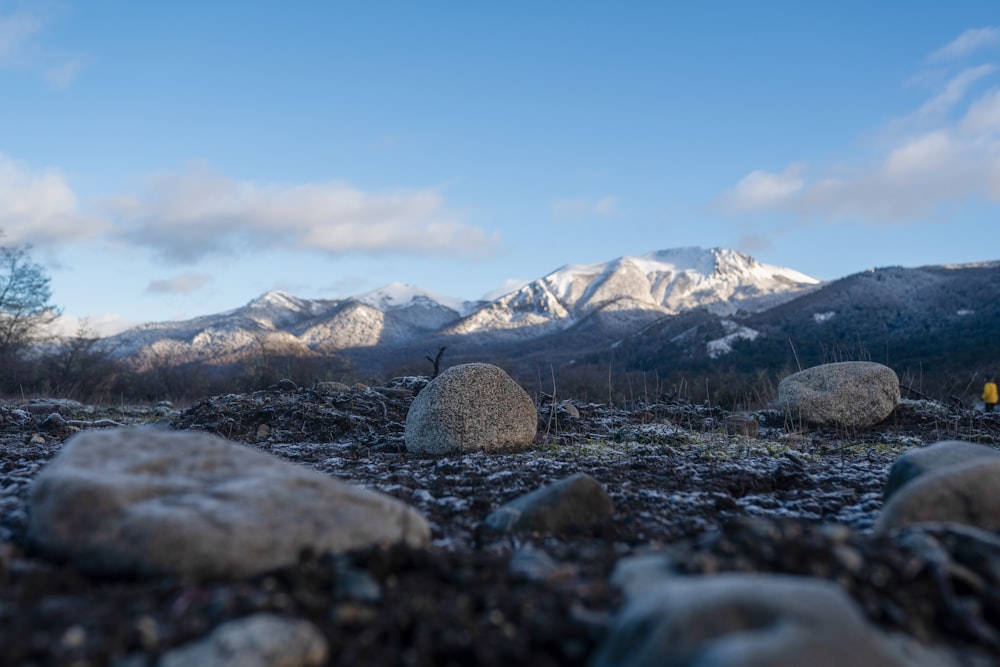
28, 428, 430, 578
158, 613, 327, 667
874, 459, 1000, 535
883, 440, 1000, 501
484, 473, 614, 535
591, 573, 904, 667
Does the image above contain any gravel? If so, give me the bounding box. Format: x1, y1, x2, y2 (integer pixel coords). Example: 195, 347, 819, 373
2, 386, 1000, 666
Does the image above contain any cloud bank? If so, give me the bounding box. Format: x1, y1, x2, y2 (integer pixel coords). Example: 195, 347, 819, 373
718, 27, 1000, 224
0, 155, 110, 246
0, 6, 86, 87
145, 273, 213, 295
929, 27, 1000, 62
105, 166, 499, 263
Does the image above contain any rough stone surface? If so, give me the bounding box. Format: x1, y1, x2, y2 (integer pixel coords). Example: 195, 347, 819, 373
778, 362, 900, 428
883, 440, 1000, 501
404, 363, 537, 454
28, 428, 430, 578
591, 574, 904, 667
158, 613, 328, 667
874, 458, 1000, 535
484, 472, 615, 535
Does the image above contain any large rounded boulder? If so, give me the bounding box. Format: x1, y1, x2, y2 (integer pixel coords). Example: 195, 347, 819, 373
874, 442, 1000, 535
28, 428, 430, 579
404, 363, 537, 455
882, 440, 1000, 501
778, 361, 899, 428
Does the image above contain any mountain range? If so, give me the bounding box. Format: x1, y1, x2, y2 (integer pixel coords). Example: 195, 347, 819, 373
105, 247, 818, 368
104, 247, 1000, 400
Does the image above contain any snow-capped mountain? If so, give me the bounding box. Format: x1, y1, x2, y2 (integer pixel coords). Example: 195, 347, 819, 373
105, 247, 820, 369
107, 283, 473, 368
443, 247, 819, 338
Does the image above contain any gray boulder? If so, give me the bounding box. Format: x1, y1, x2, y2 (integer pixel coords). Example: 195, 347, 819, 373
874, 458, 1000, 535
404, 363, 537, 454
28, 428, 430, 578
591, 574, 904, 667
778, 362, 899, 428
484, 473, 614, 534
158, 613, 327, 667
883, 440, 1000, 501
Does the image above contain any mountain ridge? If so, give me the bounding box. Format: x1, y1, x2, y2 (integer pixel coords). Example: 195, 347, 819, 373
104, 246, 821, 370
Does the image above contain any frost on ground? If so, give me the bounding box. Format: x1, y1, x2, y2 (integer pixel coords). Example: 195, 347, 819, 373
2, 387, 1000, 666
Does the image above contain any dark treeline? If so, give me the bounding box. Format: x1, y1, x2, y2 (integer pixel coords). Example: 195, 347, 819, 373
0, 332, 359, 406
0, 330, 992, 411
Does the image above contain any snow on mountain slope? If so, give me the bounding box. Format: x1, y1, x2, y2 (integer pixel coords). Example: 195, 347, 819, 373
444, 247, 819, 337
106, 283, 471, 364
296, 302, 388, 350
357, 282, 477, 316
356, 282, 478, 331
104, 246, 820, 367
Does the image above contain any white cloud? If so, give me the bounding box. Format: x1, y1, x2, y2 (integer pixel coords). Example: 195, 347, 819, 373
929, 26, 1000, 62
0, 155, 110, 246
145, 273, 212, 295
551, 195, 621, 218
481, 277, 530, 301
913, 64, 995, 119
717, 30, 1000, 224
47, 312, 137, 338
0, 12, 39, 63
44, 57, 86, 88
104, 165, 499, 262
0, 6, 86, 86
717, 164, 805, 212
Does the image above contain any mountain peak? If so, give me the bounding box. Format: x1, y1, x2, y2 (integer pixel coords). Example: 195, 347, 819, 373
248, 290, 300, 309
445, 246, 820, 337
356, 282, 475, 316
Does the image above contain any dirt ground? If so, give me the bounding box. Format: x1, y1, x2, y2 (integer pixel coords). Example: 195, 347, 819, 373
2, 384, 1000, 666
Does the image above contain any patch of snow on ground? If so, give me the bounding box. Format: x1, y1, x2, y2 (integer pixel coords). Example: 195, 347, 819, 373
813, 311, 835, 323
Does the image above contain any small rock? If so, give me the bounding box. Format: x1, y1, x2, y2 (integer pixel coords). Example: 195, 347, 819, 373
484, 473, 614, 535
591, 573, 905, 667
333, 558, 381, 603
510, 547, 572, 581
314, 381, 351, 393
558, 400, 580, 419
608, 553, 675, 599
22, 401, 80, 416
724, 414, 757, 436
277, 379, 297, 391
158, 613, 327, 667
39, 413, 67, 432
374, 387, 414, 399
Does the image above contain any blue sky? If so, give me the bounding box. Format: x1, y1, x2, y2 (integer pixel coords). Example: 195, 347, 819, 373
3, 1, 1000, 335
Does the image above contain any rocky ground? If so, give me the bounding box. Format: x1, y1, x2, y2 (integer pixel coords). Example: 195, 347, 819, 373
2, 380, 1000, 666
